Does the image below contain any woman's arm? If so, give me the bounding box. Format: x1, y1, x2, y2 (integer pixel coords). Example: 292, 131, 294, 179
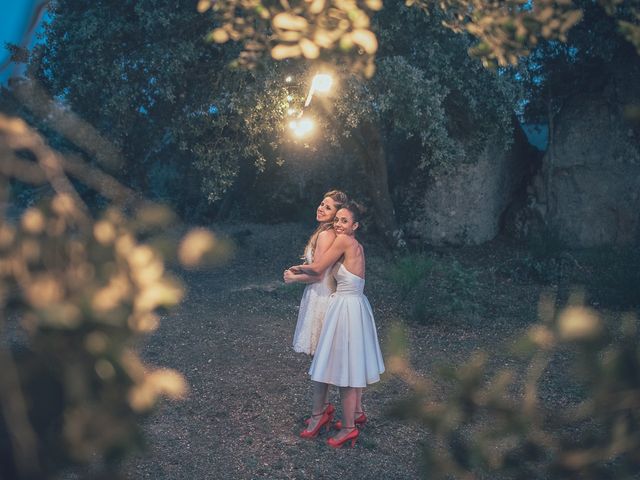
282, 230, 336, 284
283, 269, 322, 284
311, 229, 335, 268
290, 235, 349, 276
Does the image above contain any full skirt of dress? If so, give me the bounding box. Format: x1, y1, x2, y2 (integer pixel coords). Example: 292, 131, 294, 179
292, 281, 332, 355
309, 293, 385, 387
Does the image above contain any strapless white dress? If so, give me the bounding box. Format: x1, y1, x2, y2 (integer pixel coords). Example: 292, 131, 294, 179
292, 246, 335, 355
309, 263, 385, 387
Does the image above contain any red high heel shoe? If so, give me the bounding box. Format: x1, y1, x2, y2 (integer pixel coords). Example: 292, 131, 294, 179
327, 426, 359, 448
304, 403, 335, 426
333, 411, 367, 430
300, 409, 334, 439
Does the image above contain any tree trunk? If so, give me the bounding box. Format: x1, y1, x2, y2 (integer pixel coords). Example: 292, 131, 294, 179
352, 120, 401, 248
315, 101, 401, 248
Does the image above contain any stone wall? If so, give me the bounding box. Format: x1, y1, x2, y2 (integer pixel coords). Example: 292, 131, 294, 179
525, 75, 640, 247
405, 123, 535, 245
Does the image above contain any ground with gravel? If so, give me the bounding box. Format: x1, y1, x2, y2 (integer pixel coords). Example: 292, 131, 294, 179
116, 222, 586, 480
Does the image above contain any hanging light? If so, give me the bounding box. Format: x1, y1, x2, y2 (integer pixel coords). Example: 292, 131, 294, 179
311, 73, 333, 93
305, 73, 334, 106
289, 118, 314, 137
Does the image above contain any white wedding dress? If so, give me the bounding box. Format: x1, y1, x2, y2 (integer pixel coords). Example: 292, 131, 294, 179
309, 262, 385, 387
292, 245, 335, 355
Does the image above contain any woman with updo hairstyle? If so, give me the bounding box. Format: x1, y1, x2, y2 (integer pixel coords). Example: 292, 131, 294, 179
289, 201, 385, 448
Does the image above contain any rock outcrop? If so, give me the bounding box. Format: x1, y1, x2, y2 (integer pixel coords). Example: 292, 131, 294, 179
520, 70, 640, 247
406, 123, 536, 245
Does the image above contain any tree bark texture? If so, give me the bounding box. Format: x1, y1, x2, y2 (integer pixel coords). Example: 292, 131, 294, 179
353, 120, 400, 248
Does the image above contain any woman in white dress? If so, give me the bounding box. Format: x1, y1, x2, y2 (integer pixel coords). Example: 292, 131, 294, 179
284, 190, 348, 353
283, 190, 348, 418
290, 202, 385, 448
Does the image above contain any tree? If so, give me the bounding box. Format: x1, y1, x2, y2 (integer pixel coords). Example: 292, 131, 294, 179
0, 112, 202, 479
214, 3, 516, 245
30, 0, 516, 246
32, 0, 247, 219
520, 0, 640, 126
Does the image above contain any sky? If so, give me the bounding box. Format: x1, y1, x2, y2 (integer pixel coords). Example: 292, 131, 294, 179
0, 0, 46, 84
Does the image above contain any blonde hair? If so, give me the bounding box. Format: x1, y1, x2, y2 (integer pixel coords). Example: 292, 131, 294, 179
303, 190, 348, 262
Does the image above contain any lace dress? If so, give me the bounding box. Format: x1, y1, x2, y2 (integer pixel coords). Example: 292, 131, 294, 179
292, 245, 335, 355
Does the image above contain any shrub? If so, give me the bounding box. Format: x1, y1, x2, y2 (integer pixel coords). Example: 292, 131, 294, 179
0, 114, 222, 479
387, 292, 640, 479
389, 253, 433, 299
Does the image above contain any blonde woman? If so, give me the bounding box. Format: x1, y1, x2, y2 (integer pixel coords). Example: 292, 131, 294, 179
284, 190, 348, 419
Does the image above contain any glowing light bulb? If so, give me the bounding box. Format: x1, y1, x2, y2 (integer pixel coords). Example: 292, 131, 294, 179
311, 73, 333, 93
289, 118, 314, 137
285, 76, 293, 82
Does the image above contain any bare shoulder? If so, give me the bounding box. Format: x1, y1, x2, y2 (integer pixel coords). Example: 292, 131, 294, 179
317, 229, 337, 241
334, 233, 357, 248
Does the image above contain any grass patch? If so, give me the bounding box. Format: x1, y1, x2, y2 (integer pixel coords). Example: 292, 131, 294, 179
413, 257, 483, 324
496, 241, 640, 310
388, 254, 434, 299
388, 253, 484, 325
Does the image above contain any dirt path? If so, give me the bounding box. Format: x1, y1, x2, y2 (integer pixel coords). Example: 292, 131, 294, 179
120, 223, 541, 479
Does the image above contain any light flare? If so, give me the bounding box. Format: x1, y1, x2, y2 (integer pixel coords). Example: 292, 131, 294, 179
289, 118, 314, 137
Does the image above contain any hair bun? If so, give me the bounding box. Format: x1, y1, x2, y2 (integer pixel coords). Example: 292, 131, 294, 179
342, 200, 365, 223
346, 200, 365, 214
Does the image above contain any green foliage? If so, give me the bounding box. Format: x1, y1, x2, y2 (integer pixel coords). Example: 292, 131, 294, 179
389, 253, 433, 298
387, 294, 640, 478
520, 0, 640, 125
496, 231, 570, 284
388, 252, 483, 324
412, 0, 585, 67
200, 0, 640, 73
1, 200, 184, 475
438, 259, 482, 313
416, 257, 482, 323
494, 237, 640, 310
29, 0, 516, 224
199, 0, 617, 71
33, 0, 245, 217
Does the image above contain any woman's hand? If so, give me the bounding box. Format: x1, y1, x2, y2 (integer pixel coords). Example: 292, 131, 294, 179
283, 269, 297, 284
288, 265, 305, 274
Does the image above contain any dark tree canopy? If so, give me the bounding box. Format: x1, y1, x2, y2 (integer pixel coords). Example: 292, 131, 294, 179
29, 0, 516, 239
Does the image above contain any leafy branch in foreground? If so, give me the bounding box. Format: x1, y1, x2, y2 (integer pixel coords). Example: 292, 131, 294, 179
387, 292, 640, 478
199, 0, 382, 76
198, 0, 640, 75
0, 103, 227, 479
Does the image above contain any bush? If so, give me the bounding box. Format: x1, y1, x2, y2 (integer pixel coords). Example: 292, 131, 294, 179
387, 294, 640, 479
389, 253, 433, 299
0, 115, 222, 479
389, 253, 483, 325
